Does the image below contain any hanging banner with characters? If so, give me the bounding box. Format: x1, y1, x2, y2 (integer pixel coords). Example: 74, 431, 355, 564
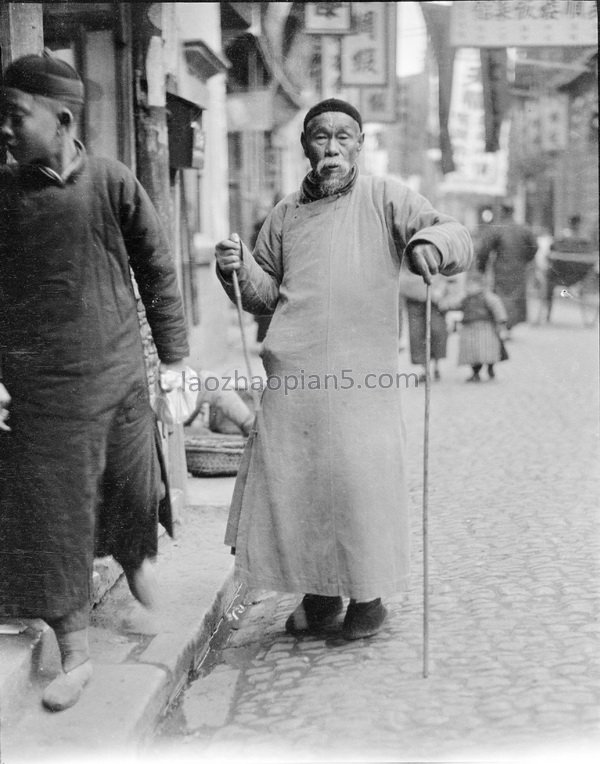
450, 0, 598, 48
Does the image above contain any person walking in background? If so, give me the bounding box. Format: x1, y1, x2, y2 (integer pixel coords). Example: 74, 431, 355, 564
553, 214, 590, 248
475, 201, 537, 336
400, 262, 449, 382
0, 52, 188, 711
441, 271, 508, 382
215, 98, 472, 641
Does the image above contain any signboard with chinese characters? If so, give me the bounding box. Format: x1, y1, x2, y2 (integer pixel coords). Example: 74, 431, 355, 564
520, 95, 568, 152
440, 48, 508, 196
360, 85, 397, 124
341, 2, 389, 86
450, 0, 598, 48
305, 2, 352, 34
360, 2, 397, 123
539, 96, 569, 151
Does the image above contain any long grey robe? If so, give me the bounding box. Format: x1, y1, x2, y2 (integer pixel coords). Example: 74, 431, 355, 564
220, 174, 472, 600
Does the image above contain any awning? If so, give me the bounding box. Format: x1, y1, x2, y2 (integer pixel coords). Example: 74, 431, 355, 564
184, 40, 230, 81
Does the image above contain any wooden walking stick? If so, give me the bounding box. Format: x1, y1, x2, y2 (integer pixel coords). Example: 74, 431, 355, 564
230, 233, 261, 411
423, 283, 432, 678
222, 234, 262, 552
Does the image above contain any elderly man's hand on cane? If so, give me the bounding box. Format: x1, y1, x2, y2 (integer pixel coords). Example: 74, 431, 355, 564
407, 242, 442, 285
215, 234, 243, 275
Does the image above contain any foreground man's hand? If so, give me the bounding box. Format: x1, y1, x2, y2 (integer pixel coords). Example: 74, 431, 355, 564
215, 233, 242, 274
407, 243, 442, 285
0, 383, 11, 432
159, 359, 189, 393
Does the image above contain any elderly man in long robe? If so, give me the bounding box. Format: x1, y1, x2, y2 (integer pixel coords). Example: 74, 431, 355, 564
215, 99, 472, 640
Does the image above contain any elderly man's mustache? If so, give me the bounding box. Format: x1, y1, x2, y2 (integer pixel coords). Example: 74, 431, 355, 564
316, 158, 351, 175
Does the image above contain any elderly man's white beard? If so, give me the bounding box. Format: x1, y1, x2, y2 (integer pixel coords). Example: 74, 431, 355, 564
315, 158, 353, 196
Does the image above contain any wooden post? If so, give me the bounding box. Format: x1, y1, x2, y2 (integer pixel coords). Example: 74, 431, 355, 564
0, 3, 44, 66
131, 3, 171, 231
131, 3, 188, 515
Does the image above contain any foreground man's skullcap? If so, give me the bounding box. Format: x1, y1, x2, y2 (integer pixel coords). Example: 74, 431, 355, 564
303, 98, 363, 133
2, 49, 84, 104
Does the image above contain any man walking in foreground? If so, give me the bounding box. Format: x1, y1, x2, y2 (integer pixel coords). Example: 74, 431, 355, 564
0, 52, 188, 711
215, 98, 472, 640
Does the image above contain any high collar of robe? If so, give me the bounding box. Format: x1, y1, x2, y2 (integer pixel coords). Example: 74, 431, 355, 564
299, 164, 358, 204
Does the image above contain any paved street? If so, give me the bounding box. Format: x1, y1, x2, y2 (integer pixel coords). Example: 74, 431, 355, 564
153, 299, 599, 764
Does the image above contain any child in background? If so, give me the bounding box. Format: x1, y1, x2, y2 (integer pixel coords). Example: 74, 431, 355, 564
442, 271, 508, 382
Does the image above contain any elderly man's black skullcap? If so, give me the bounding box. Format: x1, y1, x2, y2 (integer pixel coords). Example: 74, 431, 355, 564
303, 98, 362, 132
3, 50, 84, 103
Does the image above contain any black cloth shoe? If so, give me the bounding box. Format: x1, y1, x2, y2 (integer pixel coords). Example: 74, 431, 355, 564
285, 594, 344, 635
342, 598, 387, 640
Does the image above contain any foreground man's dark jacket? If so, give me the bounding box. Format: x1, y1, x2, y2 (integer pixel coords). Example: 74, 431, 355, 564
0, 150, 188, 620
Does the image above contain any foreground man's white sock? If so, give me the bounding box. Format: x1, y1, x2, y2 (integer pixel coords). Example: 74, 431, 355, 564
42, 661, 93, 711
42, 628, 93, 711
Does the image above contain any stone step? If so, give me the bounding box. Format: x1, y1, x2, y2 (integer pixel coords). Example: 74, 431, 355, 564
0, 479, 237, 762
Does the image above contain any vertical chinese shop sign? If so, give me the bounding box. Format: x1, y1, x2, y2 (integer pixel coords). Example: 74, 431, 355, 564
340, 3, 397, 123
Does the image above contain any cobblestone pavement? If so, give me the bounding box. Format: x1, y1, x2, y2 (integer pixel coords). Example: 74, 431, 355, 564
154, 301, 599, 764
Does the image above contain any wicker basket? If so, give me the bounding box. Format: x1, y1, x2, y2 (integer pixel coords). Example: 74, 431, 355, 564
185, 433, 247, 477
